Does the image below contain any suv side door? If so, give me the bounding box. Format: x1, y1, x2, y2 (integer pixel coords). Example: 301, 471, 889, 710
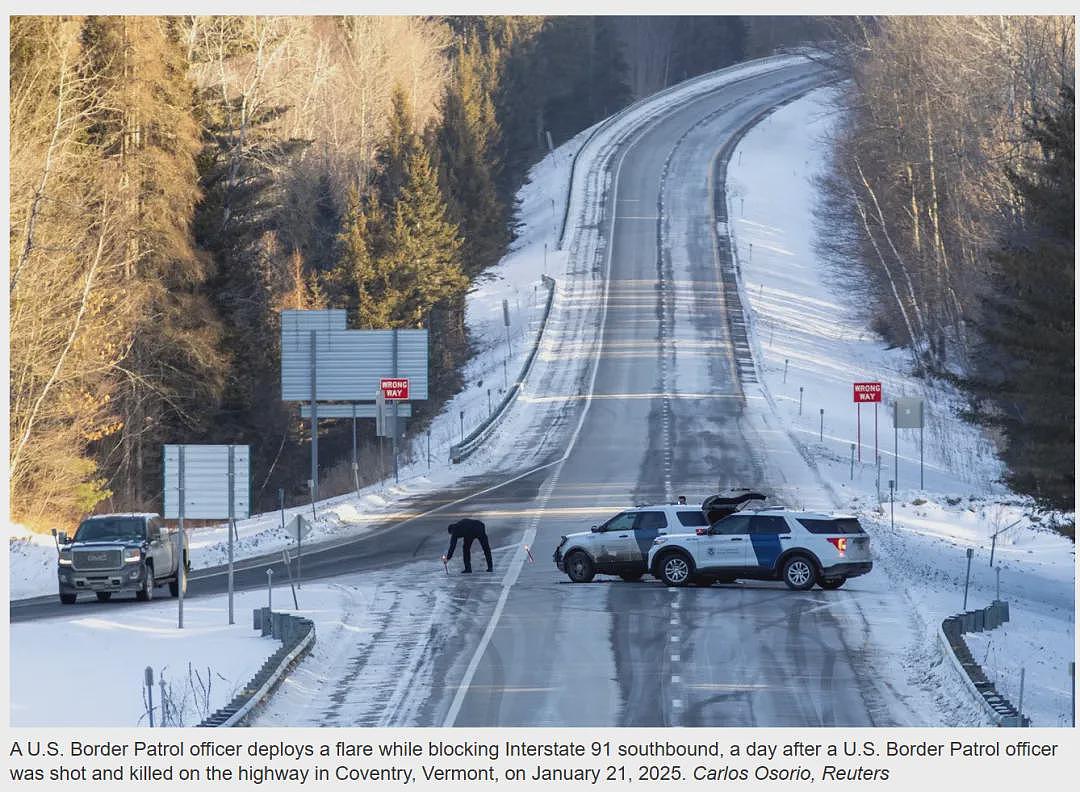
593, 511, 637, 571
749, 515, 791, 572
698, 514, 752, 570
627, 510, 668, 567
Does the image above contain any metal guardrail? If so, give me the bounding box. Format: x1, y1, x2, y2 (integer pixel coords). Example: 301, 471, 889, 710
450, 275, 556, 463
198, 609, 315, 727
938, 602, 1029, 726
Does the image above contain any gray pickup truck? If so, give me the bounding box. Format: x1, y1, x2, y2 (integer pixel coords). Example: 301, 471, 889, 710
56, 513, 189, 604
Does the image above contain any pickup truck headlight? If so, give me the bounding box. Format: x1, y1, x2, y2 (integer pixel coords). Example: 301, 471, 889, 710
123, 547, 143, 564
58, 549, 72, 566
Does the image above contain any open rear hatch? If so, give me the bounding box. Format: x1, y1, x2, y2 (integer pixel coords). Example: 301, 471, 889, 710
701, 491, 767, 524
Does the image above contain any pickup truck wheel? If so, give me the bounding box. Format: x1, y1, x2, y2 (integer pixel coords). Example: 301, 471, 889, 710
564, 551, 595, 583
95, 592, 112, 602
59, 592, 76, 605
169, 574, 187, 598
135, 564, 154, 601
657, 551, 693, 587
781, 555, 816, 590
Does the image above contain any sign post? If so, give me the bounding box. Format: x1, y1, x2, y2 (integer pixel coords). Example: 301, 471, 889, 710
853, 382, 882, 465
893, 397, 925, 491
164, 444, 250, 629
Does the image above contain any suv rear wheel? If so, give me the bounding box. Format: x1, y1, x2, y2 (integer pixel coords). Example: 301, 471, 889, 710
781, 555, 816, 590
169, 574, 187, 598
564, 551, 595, 583
657, 551, 693, 587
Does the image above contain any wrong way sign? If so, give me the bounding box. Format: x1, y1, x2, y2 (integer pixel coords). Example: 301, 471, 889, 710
853, 382, 882, 402
381, 378, 410, 400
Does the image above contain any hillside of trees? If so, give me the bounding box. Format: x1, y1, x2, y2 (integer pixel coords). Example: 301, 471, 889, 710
13, 15, 815, 529
817, 17, 1074, 512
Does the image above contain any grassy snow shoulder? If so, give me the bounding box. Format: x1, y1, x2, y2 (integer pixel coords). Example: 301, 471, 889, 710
728, 84, 1074, 727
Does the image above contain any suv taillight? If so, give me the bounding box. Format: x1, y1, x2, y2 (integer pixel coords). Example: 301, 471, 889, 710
826, 537, 847, 556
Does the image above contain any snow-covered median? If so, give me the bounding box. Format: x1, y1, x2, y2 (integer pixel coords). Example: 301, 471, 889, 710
727, 84, 1074, 726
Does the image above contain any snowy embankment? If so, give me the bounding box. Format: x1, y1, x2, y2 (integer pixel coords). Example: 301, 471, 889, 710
727, 85, 1074, 726
8, 54, 808, 602
10, 587, 280, 727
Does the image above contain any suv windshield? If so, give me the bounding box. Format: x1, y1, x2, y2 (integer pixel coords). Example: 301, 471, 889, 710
74, 518, 146, 542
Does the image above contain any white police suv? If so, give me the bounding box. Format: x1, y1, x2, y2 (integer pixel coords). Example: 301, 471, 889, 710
647, 509, 872, 590
553, 493, 764, 583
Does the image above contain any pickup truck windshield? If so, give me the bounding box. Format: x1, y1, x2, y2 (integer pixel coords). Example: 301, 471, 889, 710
74, 518, 146, 542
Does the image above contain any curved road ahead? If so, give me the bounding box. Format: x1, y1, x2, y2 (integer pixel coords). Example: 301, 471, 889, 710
13, 59, 902, 728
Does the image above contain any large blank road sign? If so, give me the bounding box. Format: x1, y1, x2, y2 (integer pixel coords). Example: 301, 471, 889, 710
300, 403, 412, 419
163, 445, 250, 519
281, 328, 429, 401
894, 397, 924, 429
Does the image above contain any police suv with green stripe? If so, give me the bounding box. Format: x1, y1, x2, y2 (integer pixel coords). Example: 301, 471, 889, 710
647, 509, 872, 590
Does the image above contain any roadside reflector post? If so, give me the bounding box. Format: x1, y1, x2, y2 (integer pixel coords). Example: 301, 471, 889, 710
459, 410, 464, 442
1018, 667, 1025, 723
278, 487, 285, 534
1070, 662, 1075, 727
850, 444, 855, 480
178, 445, 186, 630
427, 429, 432, 470
307, 479, 316, 523
819, 408, 824, 442
783, 358, 788, 384
227, 446, 235, 626
266, 568, 273, 612
144, 667, 155, 728
963, 547, 974, 611
798, 386, 804, 416
487, 388, 492, 418
282, 549, 298, 610
888, 480, 895, 530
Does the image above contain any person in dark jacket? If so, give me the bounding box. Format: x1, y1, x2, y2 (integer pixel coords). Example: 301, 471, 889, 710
445, 518, 493, 573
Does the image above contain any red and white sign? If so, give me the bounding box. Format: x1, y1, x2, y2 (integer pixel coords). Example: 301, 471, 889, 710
381, 378, 410, 400
853, 382, 882, 403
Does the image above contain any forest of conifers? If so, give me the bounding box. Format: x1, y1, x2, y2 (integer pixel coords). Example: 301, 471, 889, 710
8, 16, 1074, 530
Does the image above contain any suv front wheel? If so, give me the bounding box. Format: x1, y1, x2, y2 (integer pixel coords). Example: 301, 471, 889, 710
564, 551, 595, 583
781, 555, 816, 590
657, 551, 694, 587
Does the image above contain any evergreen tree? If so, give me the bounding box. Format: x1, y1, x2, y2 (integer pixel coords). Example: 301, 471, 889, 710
436, 39, 507, 276
971, 85, 1074, 512
81, 16, 225, 507
380, 148, 469, 327
374, 86, 422, 217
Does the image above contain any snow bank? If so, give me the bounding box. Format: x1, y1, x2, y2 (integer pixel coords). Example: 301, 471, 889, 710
727, 84, 1074, 726
10, 587, 281, 727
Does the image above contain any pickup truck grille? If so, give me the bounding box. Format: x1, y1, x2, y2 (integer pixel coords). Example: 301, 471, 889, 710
72, 548, 122, 571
